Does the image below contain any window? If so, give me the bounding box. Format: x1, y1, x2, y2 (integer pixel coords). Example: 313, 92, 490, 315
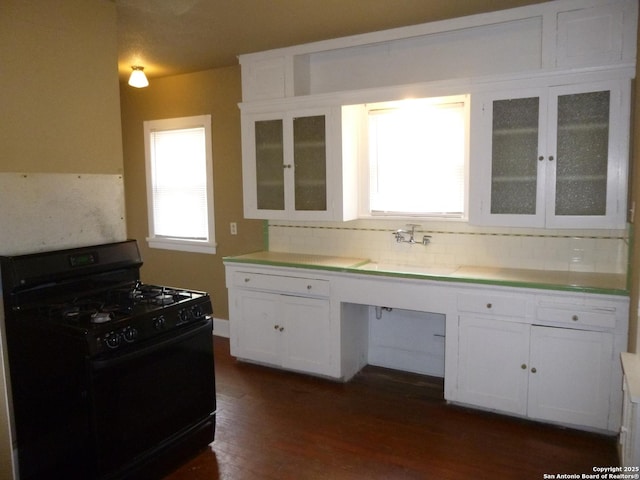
144, 115, 216, 254
361, 95, 469, 219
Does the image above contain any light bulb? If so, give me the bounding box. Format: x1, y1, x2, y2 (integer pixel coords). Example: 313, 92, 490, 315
128, 66, 149, 88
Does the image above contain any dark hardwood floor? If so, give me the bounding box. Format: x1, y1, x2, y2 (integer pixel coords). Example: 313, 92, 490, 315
164, 336, 618, 480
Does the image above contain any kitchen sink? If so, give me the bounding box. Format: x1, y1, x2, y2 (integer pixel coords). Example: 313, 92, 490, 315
357, 262, 458, 276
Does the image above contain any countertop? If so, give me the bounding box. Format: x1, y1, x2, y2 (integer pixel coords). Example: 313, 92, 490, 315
223, 251, 628, 296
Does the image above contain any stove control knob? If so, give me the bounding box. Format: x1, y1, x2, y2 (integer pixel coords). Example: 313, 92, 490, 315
122, 327, 138, 343
153, 315, 166, 330
105, 332, 121, 350
178, 309, 192, 323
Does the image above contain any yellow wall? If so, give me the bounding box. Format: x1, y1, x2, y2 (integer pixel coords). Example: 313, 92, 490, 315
0, 0, 123, 175
119, 67, 264, 321
0, 1, 122, 478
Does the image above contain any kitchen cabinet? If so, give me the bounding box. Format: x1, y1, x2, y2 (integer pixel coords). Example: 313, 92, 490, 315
527, 325, 612, 429
240, 105, 356, 221
469, 79, 630, 229
224, 257, 628, 432
239, 0, 636, 101
457, 301, 615, 430
457, 317, 530, 415
228, 271, 333, 377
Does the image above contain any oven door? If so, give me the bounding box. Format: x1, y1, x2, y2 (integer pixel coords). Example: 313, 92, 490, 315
88, 317, 216, 479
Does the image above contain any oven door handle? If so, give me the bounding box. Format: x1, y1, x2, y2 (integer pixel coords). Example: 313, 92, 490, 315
90, 317, 213, 371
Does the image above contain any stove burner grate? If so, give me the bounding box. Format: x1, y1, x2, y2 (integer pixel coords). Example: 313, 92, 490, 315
90, 311, 113, 324
124, 284, 192, 306
41, 283, 194, 325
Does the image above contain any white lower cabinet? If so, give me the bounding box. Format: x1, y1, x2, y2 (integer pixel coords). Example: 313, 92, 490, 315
225, 261, 627, 432
458, 317, 529, 415
229, 272, 333, 377
458, 316, 613, 430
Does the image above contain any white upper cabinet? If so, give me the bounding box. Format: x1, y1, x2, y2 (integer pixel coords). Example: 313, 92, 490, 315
555, 1, 637, 69
241, 104, 358, 221
239, 0, 636, 101
469, 79, 630, 229
238, 0, 636, 223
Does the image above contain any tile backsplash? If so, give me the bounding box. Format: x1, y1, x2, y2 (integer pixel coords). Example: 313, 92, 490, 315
267, 219, 629, 274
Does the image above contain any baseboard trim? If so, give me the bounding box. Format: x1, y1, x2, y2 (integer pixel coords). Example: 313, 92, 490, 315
212, 317, 230, 338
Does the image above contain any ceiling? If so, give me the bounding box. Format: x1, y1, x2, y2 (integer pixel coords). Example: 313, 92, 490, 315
115, 0, 546, 81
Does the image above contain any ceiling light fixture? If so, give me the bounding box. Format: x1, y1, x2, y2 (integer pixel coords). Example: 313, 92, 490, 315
128, 66, 149, 88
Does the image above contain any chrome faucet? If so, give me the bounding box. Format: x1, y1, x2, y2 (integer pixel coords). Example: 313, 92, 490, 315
392, 224, 431, 245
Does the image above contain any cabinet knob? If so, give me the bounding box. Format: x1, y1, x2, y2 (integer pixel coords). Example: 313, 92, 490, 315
538, 156, 544, 161
284, 164, 292, 169
548, 155, 554, 161
572, 315, 578, 321
244, 277, 250, 282
531, 367, 537, 373
521, 364, 527, 370
279, 326, 284, 332
486, 303, 492, 309
307, 285, 312, 290
274, 324, 279, 330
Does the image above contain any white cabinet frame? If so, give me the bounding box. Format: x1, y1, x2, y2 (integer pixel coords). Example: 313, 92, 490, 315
469, 79, 630, 229
240, 104, 355, 221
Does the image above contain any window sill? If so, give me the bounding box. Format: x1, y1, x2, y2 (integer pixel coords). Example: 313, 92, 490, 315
146, 237, 217, 255
360, 213, 468, 222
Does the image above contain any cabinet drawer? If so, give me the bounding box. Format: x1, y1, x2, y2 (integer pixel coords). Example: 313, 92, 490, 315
232, 271, 330, 297
457, 292, 528, 318
536, 305, 616, 329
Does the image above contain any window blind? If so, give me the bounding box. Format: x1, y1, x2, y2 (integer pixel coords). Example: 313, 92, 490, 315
368, 100, 466, 216
149, 127, 209, 240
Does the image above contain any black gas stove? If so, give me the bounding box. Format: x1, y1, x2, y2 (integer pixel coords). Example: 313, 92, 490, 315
36, 280, 213, 356
1, 240, 216, 480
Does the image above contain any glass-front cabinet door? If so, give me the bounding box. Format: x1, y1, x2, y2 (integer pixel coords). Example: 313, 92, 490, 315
489, 94, 544, 219
544, 83, 627, 229
292, 115, 327, 212
470, 80, 629, 229
242, 107, 336, 220
254, 118, 285, 211
553, 90, 610, 217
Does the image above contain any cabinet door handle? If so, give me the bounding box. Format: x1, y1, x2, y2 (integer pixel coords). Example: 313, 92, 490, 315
307, 285, 312, 290
273, 325, 284, 332
538, 156, 544, 161
486, 303, 492, 309
244, 277, 250, 283
279, 326, 284, 332
283, 164, 292, 169
531, 367, 537, 373
548, 155, 554, 161
572, 314, 578, 321
521, 364, 527, 370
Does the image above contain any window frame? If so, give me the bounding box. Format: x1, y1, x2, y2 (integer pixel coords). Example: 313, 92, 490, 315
143, 114, 216, 254
357, 95, 470, 221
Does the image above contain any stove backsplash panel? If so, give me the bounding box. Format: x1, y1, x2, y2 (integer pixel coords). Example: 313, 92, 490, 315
0, 173, 126, 256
